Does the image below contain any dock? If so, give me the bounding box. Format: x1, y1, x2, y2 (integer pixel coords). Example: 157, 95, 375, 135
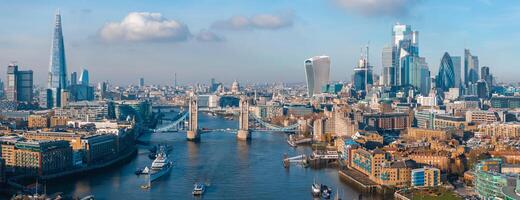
338, 168, 395, 195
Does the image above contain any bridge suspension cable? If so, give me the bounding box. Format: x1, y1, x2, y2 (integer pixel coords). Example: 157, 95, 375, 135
248, 114, 299, 132
154, 112, 188, 132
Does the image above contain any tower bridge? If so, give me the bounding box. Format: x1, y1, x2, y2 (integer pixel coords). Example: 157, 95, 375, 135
154, 96, 304, 141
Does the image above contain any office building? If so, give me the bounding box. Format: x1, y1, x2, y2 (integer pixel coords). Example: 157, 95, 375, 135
464, 49, 479, 85
81, 134, 117, 164
70, 72, 77, 86
352, 50, 373, 91
481, 66, 494, 87
304, 56, 330, 96
436, 52, 456, 92
491, 96, 520, 109
79, 69, 89, 86
13, 140, 72, 176
381, 46, 395, 86
6, 64, 33, 103
139, 78, 144, 87
411, 167, 441, 187
48, 11, 68, 108
391, 23, 419, 86
451, 56, 462, 88
48, 11, 67, 89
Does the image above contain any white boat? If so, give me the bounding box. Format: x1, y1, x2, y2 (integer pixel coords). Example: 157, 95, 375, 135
311, 180, 321, 197
149, 151, 173, 182
192, 183, 205, 195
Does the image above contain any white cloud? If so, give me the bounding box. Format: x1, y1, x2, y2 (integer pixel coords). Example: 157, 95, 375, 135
334, 0, 421, 17
211, 12, 294, 30
99, 12, 191, 42
196, 29, 225, 42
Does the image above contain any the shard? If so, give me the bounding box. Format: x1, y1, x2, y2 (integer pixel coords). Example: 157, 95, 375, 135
48, 10, 67, 89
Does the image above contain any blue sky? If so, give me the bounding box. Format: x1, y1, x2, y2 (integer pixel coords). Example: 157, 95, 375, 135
0, 0, 519, 86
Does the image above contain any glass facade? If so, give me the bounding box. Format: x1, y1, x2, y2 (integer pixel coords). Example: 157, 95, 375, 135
304, 56, 330, 96
436, 52, 456, 92
49, 11, 67, 89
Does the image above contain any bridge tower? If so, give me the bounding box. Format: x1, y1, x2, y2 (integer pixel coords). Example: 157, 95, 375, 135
187, 96, 200, 141
237, 97, 251, 140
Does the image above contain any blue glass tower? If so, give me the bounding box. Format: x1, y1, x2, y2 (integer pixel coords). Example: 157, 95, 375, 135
79, 69, 89, 86
48, 10, 67, 89
436, 52, 455, 92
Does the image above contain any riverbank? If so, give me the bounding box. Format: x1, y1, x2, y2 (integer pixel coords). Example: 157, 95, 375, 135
338, 168, 394, 197
42, 147, 137, 180
6, 146, 137, 193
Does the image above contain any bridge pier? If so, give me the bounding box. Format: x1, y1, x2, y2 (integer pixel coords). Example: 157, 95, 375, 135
187, 97, 200, 141
237, 97, 251, 140
187, 130, 200, 141
237, 130, 251, 140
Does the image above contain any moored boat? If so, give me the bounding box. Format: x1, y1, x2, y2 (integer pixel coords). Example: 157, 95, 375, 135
311, 181, 321, 197
149, 149, 173, 182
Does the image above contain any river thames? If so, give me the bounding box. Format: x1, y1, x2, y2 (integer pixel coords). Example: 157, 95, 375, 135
44, 113, 380, 199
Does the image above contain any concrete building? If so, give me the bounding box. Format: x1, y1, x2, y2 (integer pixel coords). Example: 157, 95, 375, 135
13, 140, 72, 176
362, 112, 410, 131
81, 134, 117, 164
350, 148, 387, 180
379, 160, 416, 188
478, 123, 520, 138
466, 110, 500, 125
408, 152, 450, 172
28, 115, 49, 129
406, 127, 452, 141
23, 131, 84, 150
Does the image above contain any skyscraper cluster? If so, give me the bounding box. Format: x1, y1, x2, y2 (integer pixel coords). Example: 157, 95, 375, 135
38, 11, 94, 108
382, 23, 430, 95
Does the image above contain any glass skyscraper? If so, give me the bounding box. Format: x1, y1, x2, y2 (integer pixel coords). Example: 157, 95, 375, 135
304, 56, 330, 97
381, 46, 395, 86
390, 23, 419, 86
436, 52, 456, 92
352, 53, 373, 92
451, 56, 462, 88
79, 69, 89, 86
48, 10, 67, 89
464, 49, 479, 86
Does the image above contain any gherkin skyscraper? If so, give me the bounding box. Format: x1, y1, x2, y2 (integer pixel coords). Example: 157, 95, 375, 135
436, 52, 455, 92
48, 10, 67, 89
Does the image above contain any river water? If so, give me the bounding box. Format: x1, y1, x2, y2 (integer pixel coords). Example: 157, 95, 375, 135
45, 113, 378, 200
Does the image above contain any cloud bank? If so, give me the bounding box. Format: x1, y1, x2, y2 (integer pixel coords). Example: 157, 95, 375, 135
211, 12, 294, 30
99, 12, 191, 42
333, 0, 421, 17
196, 29, 225, 42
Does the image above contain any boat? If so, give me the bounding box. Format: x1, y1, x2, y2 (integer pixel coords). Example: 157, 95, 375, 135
135, 168, 145, 175
192, 183, 205, 195
142, 166, 150, 174
321, 185, 332, 199
149, 150, 173, 182
135, 167, 149, 175
311, 180, 321, 197
287, 139, 297, 147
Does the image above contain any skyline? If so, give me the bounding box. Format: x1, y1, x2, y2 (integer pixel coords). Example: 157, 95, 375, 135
1, 0, 519, 86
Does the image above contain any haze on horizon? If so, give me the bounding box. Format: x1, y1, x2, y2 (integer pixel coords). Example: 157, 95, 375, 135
0, 0, 519, 86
